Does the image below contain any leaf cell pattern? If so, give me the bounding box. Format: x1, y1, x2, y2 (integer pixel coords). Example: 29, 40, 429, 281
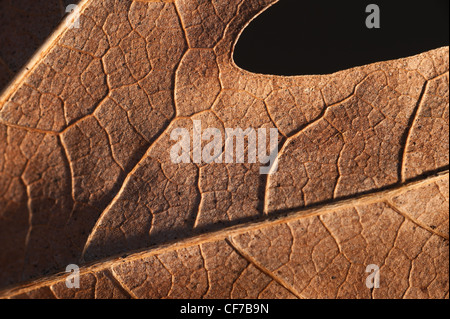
0, 0, 448, 299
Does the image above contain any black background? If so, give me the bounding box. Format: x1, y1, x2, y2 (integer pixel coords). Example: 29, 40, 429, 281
2, 299, 448, 317
234, 0, 450, 75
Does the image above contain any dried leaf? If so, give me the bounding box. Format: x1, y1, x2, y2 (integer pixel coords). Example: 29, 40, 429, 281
0, 0, 448, 299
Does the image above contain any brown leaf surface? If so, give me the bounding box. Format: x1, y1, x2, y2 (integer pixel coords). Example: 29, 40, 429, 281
0, 0, 448, 299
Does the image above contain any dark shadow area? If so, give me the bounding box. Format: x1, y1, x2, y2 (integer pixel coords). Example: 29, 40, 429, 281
0, 0, 76, 91
234, 0, 450, 75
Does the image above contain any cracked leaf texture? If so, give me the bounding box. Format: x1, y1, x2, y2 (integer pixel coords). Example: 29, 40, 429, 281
0, 0, 448, 299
